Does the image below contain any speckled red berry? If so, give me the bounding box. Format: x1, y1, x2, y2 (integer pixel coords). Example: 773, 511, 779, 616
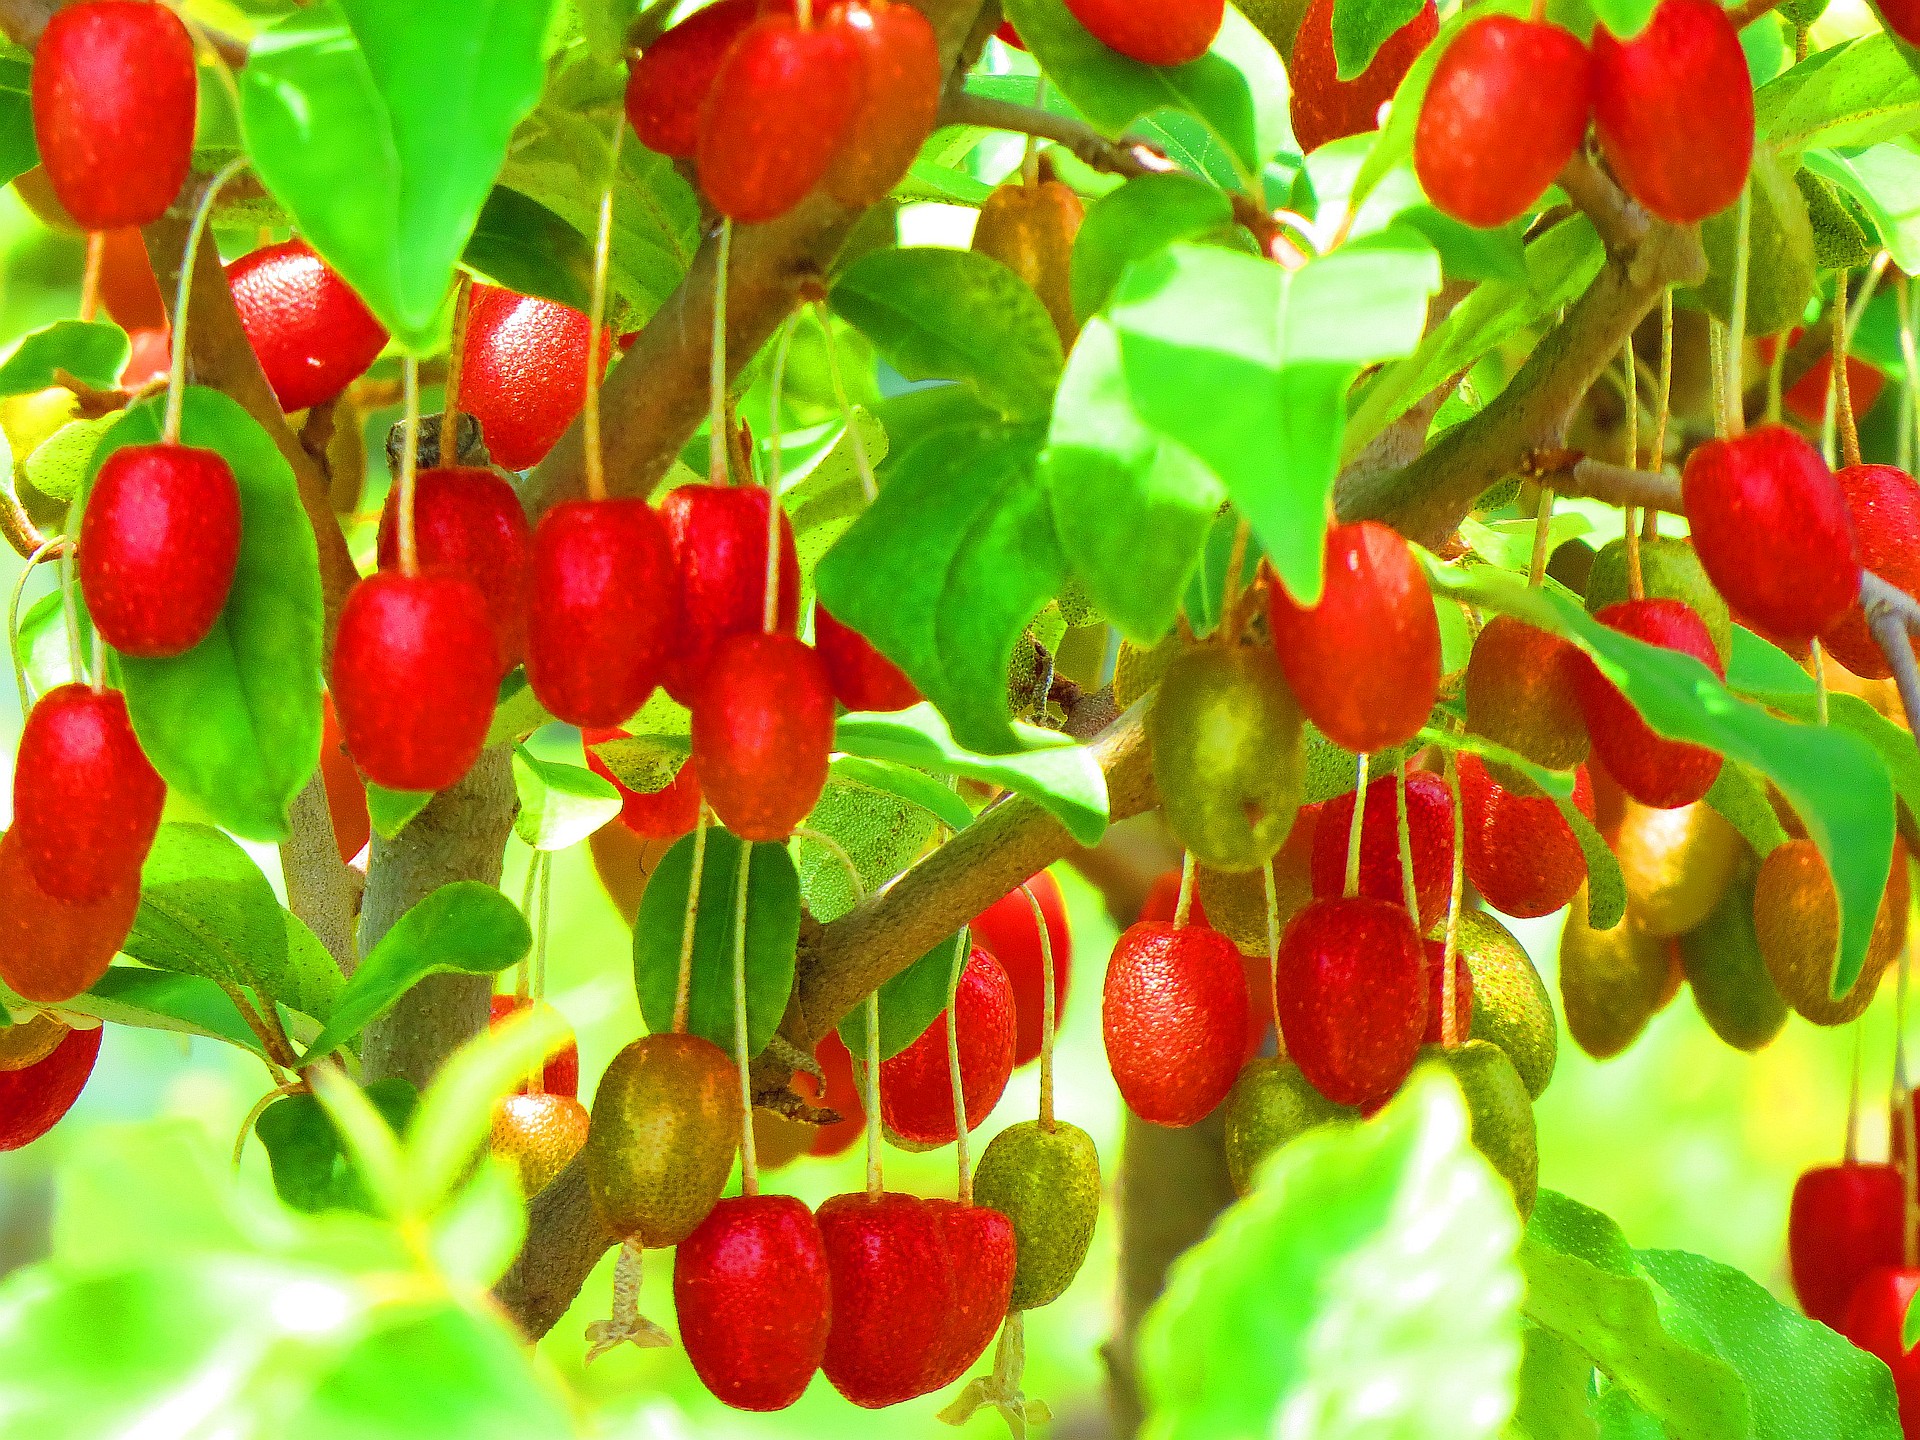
0, 1021, 102, 1150
227, 238, 390, 414
1290, 0, 1437, 153
819, 1191, 956, 1408
1573, 599, 1724, 810
626, 0, 762, 159
1458, 753, 1594, 919
1821, 463, 1920, 679
461, 285, 608, 471
924, 1200, 1016, 1388
1275, 896, 1427, 1108
879, 945, 1017, 1146
1789, 1162, 1903, 1332
0, 827, 139, 1004
826, 0, 944, 207
971, 871, 1072, 1070
690, 632, 834, 842
661, 483, 801, 704
1102, 920, 1250, 1127
1065, 0, 1221, 66
1309, 768, 1454, 931
10, 684, 162, 904
378, 467, 532, 673
488, 995, 580, 1099
815, 605, 920, 713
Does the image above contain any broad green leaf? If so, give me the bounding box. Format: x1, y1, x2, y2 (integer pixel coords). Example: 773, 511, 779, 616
1181, 507, 1266, 639
1399, 206, 1532, 285
23, 414, 119, 503
1704, 762, 1791, 860
1, 970, 263, 1054
825, 756, 976, 834
632, 828, 800, 1058
485, 669, 553, 747
87, 390, 323, 844
0, 321, 129, 397
589, 731, 688, 795
835, 702, 1110, 845
1587, 0, 1658, 41
462, 185, 594, 313
16, 588, 88, 697
830, 247, 1064, 422
840, 930, 967, 1061
1138, 1068, 1523, 1440
1512, 1325, 1601, 1440
256, 1079, 419, 1215
1106, 237, 1440, 604
1805, 144, 1920, 276
1756, 35, 1920, 156
815, 424, 1066, 755
307, 1063, 410, 1216
511, 745, 622, 851
1332, 0, 1427, 79
780, 408, 892, 581
1069, 172, 1237, 322
239, 0, 560, 349
366, 781, 434, 841
795, 768, 943, 924
305, 882, 532, 1061
0, 44, 36, 186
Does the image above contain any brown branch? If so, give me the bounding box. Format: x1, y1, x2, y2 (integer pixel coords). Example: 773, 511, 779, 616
1557, 456, 1684, 512
1, 486, 42, 561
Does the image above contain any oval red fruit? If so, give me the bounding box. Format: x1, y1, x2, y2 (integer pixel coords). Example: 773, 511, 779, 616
1102, 920, 1250, 1127
11, 684, 163, 903
227, 239, 390, 414
378, 467, 533, 672
1415, 16, 1592, 228
488, 994, 581, 1099
527, 498, 679, 729
1269, 520, 1441, 754
1065, 0, 1221, 67
0, 1021, 102, 1150
690, 632, 834, 841
626, 0, 763, 159
1573, 600, 1724, 810
815, 605, 920, 713
1788, 1161, 1903, 1332
81, 443, 242, 659
1421, 939, 1472, 1046
1275, 896, 1427, 1108
662, 484, 801, 704
809, 1031, 866, 1157
819, 1191, 957, 1408
1458, 753, 1594, 919
330, 571, 498, 793
461, 285, 608, 471
924, 1200, 1016, 1388
583, 728, 703, 840
1290, 0, 1437, 153
879, 945, 1017, 1145
1309, 768, 1454, 931
1821, 464, 1920, 678
826, 0, 943, 207
971, 871, 1072, 1070
31, 0, 196, 230
1843, 1267, 1920, 1432
0, 828, 140, 1003
1591, 0, 1752, 224
98, 227, 165, 331
320, 694, 371, 865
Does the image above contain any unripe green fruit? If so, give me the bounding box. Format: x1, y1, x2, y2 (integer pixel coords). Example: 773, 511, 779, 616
1615, 799, 1742, 938
1114, 633, 1179, 710
1679, 863, 1788, 1052
1195, 816, 1315, 959
1302, 722, 1418, 805
1559, 886, 1673, 1060
1222, 1056, 1354, 1196
585, 1032, 740, 1248
1585, 537, 1732, 667
971, 1118, 1101, 1311
1421, 1041, 1538, 1215
1455, 910, 1557, 1100
1698, 152, 1815, 339
1147, 644, 1305, 873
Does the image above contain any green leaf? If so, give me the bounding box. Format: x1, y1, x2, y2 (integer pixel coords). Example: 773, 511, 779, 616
256, 1079, 419, 1214
1181, 507, 1265, 639
1512, 1325, 1601, 1440
1105, 237, 1440, 605
825, 756, 975, 834
830, 248, 1064, 422
462, 185, 594, 314
835, 703, 1109, 845
1804, 143, 1920, 275
1755, 35, 1920, 156
1704, 762, 1791, 860
795, 767, 945, 923
1587, 0, 1658, 41
23, 414, 119, 503
366, 781, 434, 841
511, 745, 622, 851
239, 0, 560, 349
633, 828, 800, 1058
2, 969, 263, 1054
1332, 0, 1427, 80
305, 883, 531, 1062
840, 930, 967, 1061
86, 390, 323, 844
1069, 172, 1237, 322
0, 321, 129, 397
1519, 1192, 1751, 1437
0, 44, 36, 186
588, 731, 688, 795
815, 424, 1065, 755
1138, 1068, 1523, 1440
16, 589, 87, 697
307, 1063, 410, 1216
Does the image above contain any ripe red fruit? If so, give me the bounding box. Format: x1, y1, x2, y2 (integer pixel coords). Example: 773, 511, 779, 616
971, 871, 1072, 1069
1290, 0, 1437, 153
1275, 896, 1428, 1108
10, 684, 162, 904
227, 239, 390, 414
0, 1022, 102, 1150
377, 467, 533, 673
1822, 465, 1920, 678
815, 605, 920, 713
996, 19, 1025, 47
1788, 1162, 1903, 1331
1414, 16, 1592, 228
1574, 600, 1724, 810
825, 0, 943, 207
924, 1200, 1016, 1388
1102, 921, 1250, 1127
1065, 0, 1222, 66
526, 499, 678, 729
319, 695, 371, 865
625, 0, 762, 159
0, 828, 139, 1003
1458, 753, 1595, 919
1309, 768, 1454, 931
461, 285, 608, 471
1682, 425, 1858, 645
583, 728, 702, 840
118, 326, 170, 389
662, 484, 801, 703
488, 995, 581, 1098
696, 13, 865, 223
30, 0, 196, 230
675, 1194, 832, 1411
1269, 520, 1442, 754
809, 1031, 866, 1157
1591, 0, 1753, 224
1421, 939, 1472, 1045
819, 1191, 957, 1407
330, 572, 498, 793
1843, 1267, 1920, 1431
1789, 353, 1885, 429
690, 632, 835, 842
98, 227, 164, 331
81, 443, 242, 659
879, 946, 1017, 1145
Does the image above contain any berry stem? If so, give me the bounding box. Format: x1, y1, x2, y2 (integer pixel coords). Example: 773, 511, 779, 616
163, 157, 248, 448
1623, 334, 1645, 601
78, 231, 103, 324
515, 851, 539, 1003
763, 314, 800, 636
1262, 859, 1285, 1059
1220, 518, 1251, 635
1834, 269, 1862, 471
533, 854, 551, 1002
1343, 752, 1369, 898
707, 220, 734, 485
57, 518, 91, 694
1650, 288, 1674, 474
1898, 938, 1917, 1266
1172, 850, 1196, 928
672, 804, 711, 1035
1723, 181, 1751, 441
1899, 274, 1920, 475
731, 842, 759, 1197
1393, 760, 1418, 919
232, 1081, 304, 1171
395, 357, 422, 577
7, 537, 65, 716
1765, 322, 1788, 426
583, 115, 625, 505
1025, 882, 1057, 1131
864, 988, 883, 1199
1812, 637, 1829, 726
945, 927, 973, 1204
816, 302, 877, 503
1440, 752, 1465, 1049
1527, 487, 1554, 588
441, 272, 472, 466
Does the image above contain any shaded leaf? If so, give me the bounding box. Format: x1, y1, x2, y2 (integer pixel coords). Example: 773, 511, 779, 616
0, 321, 129, 398
840, 930, 967, 1061
512, 745, 622, 851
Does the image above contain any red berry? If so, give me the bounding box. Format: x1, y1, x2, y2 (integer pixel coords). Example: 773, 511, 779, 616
11, 684, 163, 904
1414, 17, 1592, 228
1882, 0, 1920, 45
1458, 753, 1594, 919
526, 498, 678, 729
1682, 425, 1858, 645
923, 1200, 1016, 1388
696, 12, 865, 223
118, 325, 171, 390
675, 1193, 832, 1411
1421, 939, 1472, 1046
1289, 0, 1437, 153
1843, 1266, 1920, 1431
825, 0, 943, 208
1102, 920, 1250, 1127
1788, 353, 1885, 429
330, 571, 498, 793
1274, 896, 1427, 1108
461, 285, 608, 471
661, 484, 801, 704
819, 1191, 956, 1407
583, 727, 703, 840
80, 443, 242, 659
227, 239, 390, 414
30, 0, 196, 230
1822, 464, 1920, 678
378, 467, 533, 673
971, 871, 1072, 1069
0, 1021, 102, 1150
1788, 1162, 1903, 1331
320, 694, 371, 865
690, 632, 834, 842
815, 605, 920, 712
995, 19, 1025, 47
1065, 0, 1221, 67
1269, 520, 1441, 754
879, 945, 1017, 1145
625, 0, 763, 159
1309, 768, 1454, 931
98, 227, 164, 331
1591, 0, 1752, 224
808, 1031, 866, 1158
0, 828, 139, 1003
1574, 600, 1724, 810
488, 995, 581, 1099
